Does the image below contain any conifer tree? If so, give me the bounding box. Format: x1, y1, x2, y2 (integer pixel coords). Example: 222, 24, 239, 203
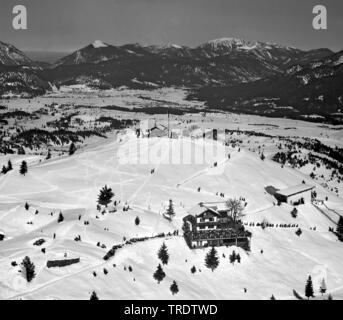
153, 264, 166, 283
58, 212, 64, 223
46, 149, 51, 160
7, 160, 12, 171
158, 242, 169, 265
165, 199, 175, 218
90, 291, 99, 300
170, 280, 179, 295
69, 142, 76, 155
21, 256, 36, 282
270, 295, 276, 300
1, 165, 7, 174
320, 278, 327, 296
135, 216, 140, 226
20, 160, 28, 176
191, 265, 196, 274
229, 250, 236, 264
205, 247, 219, 272
305, 275, 314, 299
236, 253, 241, 263
97, 185, 114, 207
25, 202, 29, 210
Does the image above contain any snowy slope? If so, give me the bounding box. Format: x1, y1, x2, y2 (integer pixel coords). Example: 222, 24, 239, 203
0, 132, 343, 300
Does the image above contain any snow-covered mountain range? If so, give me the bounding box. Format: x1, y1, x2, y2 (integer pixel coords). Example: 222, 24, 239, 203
0, 37, 341, 121
191, 49, 343, 122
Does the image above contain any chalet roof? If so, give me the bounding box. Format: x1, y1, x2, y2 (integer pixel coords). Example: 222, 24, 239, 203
276, 183, 315, 197
188, 203, 221, 217
152, 124, 168, 131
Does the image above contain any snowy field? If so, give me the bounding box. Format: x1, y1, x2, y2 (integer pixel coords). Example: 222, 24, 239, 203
0, 88, 343, 300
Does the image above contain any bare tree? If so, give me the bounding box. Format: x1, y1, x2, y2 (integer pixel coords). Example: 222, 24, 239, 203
225, 198, 244, 223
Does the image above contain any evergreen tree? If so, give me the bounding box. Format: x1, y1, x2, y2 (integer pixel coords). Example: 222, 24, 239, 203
1, 165, 7, 174
337, 216, 343, 235
90, 291, 99, 300
205, 247, 219, 272
25, 202, 29, 210
270, 295, 276, 300
191, 265, 197, 274
158, 242, 169, 265
21, 256, 36, 282
170, 280, 179, 295
229, 251, 236, 264
135, 216, 140, 226
165, 199, 175, 218
97, 185, 114, 207
305, 275, 314, 299
69, 142, 76, 155
153, 264, 166, 283
19, 160, 28, 176
7, 160, 12, 171
46, 149, 51, 160
236, 253, 241, 263
58, 212, 64, 223
320, 278, 327, 296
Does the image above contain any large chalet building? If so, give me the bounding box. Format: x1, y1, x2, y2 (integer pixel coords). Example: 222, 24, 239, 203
183, 202, 250, 249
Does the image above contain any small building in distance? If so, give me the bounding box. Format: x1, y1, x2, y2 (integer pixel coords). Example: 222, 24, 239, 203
139, 119, 169, 138
275, 183, 315, 205
183, 202, 250, 249
148, 124, 168, 138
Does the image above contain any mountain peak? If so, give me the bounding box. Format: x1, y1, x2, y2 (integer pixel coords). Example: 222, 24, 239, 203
200, 37, 259, 52
92, 40, 108, 48
207, 37, 245, 44
0, 40, 33, 66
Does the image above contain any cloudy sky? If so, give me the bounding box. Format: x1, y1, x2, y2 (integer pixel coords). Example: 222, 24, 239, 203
1, 0, 342, 53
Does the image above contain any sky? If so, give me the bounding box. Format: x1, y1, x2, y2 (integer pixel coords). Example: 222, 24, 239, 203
0, 0, 342, 53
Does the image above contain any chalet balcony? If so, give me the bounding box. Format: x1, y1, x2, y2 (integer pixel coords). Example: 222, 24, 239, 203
191, 229, 248, 241
196, 221, 229, 229
197, 218, 230, 224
